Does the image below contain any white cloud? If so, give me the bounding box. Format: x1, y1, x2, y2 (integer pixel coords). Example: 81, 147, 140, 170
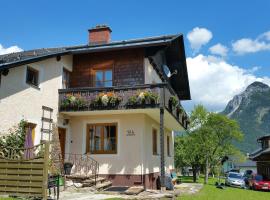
209, 43, 228, 57
0, 44, 23, 55
232, 30, 270, 54
261, 31, 270, 41
187, 27, 213, 52
184, 54, 270, 111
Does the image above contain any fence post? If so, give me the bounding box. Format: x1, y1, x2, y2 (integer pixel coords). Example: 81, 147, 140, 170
42, 142, 50, 200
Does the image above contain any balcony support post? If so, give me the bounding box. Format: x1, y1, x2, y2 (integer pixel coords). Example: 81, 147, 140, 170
160, 86, 166, 191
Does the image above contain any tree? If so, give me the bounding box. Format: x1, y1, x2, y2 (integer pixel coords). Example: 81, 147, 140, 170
200, 113, 243, 183
174, 105, 244, 184
175, 134, 204, 182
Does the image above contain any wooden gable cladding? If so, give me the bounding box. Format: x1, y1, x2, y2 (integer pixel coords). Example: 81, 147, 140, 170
70, 48, 144, 88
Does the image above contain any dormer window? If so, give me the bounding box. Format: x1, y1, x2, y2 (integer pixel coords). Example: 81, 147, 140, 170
26, 67, 39, 87
94, 68, 112, 87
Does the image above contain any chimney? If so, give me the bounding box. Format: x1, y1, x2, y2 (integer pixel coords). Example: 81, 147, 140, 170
88, 25, 112, 44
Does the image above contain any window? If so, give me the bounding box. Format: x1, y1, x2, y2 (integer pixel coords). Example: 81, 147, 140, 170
152, 128, 158, 155
94, 68, 112, 87
86, 123, 117, 154
26, 67, 39, 87
167, 136, 171, 156
62, 68, 70, 89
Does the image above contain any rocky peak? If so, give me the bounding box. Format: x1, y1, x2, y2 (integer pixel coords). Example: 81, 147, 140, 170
245, 81, 269, 93
222, 81, 270, 153
223, 81, 270, 116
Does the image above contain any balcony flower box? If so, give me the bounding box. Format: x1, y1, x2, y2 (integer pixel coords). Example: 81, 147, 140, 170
60, 94, 87, 111
126, 91, 158, 109
91, 92, 122, 110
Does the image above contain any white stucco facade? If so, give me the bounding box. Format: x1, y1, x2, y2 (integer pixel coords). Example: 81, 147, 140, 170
144, 58, 162, 84
64, 113, 174, 175
0, 55, 72, 144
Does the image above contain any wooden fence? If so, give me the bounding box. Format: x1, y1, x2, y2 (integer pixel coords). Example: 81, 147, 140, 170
0, 142, 49, 199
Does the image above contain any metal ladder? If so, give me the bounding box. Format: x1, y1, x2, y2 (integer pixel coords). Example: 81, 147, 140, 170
40, 106, 53, 142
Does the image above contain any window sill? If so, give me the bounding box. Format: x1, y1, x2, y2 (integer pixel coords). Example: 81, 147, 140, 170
87, 152, 117, 155
26, 82, 40, 90
153, 154, 159, 156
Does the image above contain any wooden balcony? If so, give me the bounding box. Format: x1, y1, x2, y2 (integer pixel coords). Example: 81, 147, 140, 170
58, 83, 189, 129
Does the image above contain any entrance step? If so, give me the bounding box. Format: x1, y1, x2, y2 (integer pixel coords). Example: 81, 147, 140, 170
95, 181, 112, 191
82, 177, 106, 187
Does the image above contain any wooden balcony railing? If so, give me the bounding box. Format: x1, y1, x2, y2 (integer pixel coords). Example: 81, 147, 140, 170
58, 83, 189, 129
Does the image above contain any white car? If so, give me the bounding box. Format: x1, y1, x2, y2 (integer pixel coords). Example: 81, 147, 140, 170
225, 172, 246, 188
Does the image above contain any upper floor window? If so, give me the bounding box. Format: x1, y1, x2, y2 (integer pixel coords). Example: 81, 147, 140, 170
94, 68, 112, 87
62, 68, 70, 89
26, 66, 39, 87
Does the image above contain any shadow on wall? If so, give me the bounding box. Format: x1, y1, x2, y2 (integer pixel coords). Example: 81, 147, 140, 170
0, 58, 62, 100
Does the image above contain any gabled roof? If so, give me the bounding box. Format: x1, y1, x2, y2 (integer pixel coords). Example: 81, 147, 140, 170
235, 160, 256, 168
257, 134, 270, 141
0, 34, 191, 100
0, 35, 176, 69
250, 147, 270, 160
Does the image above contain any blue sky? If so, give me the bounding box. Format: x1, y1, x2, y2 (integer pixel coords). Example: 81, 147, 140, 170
0, 0, 269, 111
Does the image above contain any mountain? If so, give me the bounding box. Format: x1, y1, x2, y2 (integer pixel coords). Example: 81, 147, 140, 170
222, 81, 270, 153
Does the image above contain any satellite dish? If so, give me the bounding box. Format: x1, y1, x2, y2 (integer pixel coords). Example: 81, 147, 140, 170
163, 64, 171, 77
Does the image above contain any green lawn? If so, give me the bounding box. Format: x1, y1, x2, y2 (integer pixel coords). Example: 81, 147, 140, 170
179, 176, 270, 200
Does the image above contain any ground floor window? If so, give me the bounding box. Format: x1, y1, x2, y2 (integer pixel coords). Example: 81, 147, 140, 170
167, 135, 171, 156
152, 128, 158, 155
86, 123, 117, 154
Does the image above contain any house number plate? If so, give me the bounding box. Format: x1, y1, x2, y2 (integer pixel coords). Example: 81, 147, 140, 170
126, 129, 135, 136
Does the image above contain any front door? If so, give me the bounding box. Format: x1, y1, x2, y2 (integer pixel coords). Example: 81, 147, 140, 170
58, 128, 66, 159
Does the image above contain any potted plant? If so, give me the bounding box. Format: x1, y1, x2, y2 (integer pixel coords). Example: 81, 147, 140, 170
92, 92, 122, 109
60, 93, 87, 111
169, 96, 178, 111
127, 90, 158, 108
176, 105, 183, 119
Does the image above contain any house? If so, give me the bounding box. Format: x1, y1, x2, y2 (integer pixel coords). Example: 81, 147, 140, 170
223, 158, 257, 175
250, 135, 270, 179
0, 25, 191, 189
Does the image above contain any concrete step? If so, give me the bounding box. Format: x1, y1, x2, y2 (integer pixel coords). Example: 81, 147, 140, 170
82, 177, 106, 187
66, 174, 95, 180
95, 181, 112, 191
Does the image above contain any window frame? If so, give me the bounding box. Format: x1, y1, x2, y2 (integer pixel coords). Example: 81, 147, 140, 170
62, 68, 71, 89
26, 66, 39, 88
152, 128, 158, 155
167, 135, 171, 157
86, 123, 117, 154
92, 66, 113, 87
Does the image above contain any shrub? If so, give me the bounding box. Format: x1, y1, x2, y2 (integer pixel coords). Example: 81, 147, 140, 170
0, 119, 27, 149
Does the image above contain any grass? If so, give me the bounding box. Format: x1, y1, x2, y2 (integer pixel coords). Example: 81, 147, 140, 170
179, 176, 270, 200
